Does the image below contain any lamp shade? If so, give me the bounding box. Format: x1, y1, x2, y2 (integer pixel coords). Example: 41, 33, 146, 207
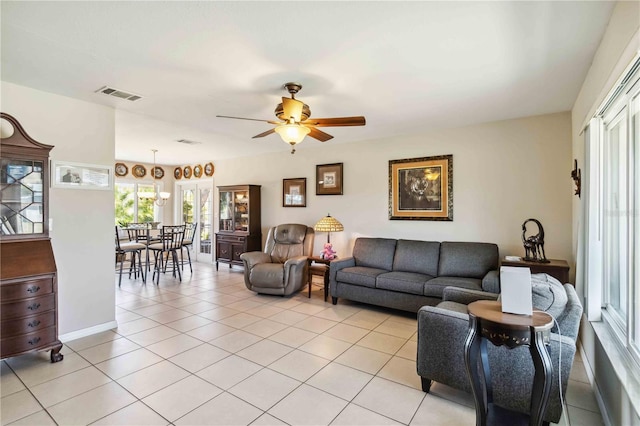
275, 124, 310, 145
314, 214, 344, 233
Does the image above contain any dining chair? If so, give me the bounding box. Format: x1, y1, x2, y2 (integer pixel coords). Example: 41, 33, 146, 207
115, 226, 146, 287
181, 222, 198, 273
148, 225, 185, 284
126, 222, 151, 243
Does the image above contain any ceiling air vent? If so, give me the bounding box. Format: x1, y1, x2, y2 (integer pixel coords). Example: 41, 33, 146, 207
95, 86, 143, 101
176, 139, 202, 145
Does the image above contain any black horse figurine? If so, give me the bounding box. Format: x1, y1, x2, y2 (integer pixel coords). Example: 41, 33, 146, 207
522, 218, 549, 263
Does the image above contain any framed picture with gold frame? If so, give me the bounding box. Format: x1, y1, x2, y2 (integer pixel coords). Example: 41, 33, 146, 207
183, 165, 192, 179
388, 155, 453, 221
193, 164, 203, 178
283, 178, 306, 207
204, 162, 214, 176
174, 167, 182, 180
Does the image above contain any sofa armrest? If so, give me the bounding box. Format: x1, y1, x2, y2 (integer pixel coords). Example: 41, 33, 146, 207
482, 269, 500, 293
329, 257, 355, 283
240, 252, 271, 270
442, 287, 499, 304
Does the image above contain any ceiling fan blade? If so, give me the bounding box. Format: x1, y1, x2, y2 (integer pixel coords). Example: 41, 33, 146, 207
301, 116, 366, 127
217, 115, 279, 124
282, 97, 304, 122
252, 128, 276, 138
307, 127, 334, 142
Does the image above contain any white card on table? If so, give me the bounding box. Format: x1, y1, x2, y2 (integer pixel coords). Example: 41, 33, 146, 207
500, 266, 532, 316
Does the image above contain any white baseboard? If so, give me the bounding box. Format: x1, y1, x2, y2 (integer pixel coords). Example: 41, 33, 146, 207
578, 343, 613, 426
59, 320, 118, 343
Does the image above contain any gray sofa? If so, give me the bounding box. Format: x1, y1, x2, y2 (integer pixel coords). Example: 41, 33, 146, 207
416, 274, 582, 423
329, 238, 499, 312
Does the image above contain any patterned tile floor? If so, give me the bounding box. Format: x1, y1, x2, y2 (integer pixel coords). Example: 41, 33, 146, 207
1, 262, 604, 425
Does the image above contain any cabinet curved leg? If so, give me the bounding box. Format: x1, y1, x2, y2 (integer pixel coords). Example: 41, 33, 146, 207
50, 341, 64, 363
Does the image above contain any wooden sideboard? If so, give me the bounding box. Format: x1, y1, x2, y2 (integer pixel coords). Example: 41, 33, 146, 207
500, 258, 571, 285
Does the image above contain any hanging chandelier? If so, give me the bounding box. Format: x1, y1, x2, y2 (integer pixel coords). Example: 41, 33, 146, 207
137, 149, 170, 206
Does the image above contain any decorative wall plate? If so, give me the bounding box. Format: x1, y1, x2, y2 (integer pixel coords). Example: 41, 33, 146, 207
115, 163, 128, 177
132, 164, 146, 178
193, 164, 203, 178
174, 167, 182, 179
204, 162, 214, 176
183, 165, 192, 179
152, 166, 165, 179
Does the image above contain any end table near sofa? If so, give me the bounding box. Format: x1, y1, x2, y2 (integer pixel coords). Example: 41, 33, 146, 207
307, 256, 331, 301
464, 300, 554, 426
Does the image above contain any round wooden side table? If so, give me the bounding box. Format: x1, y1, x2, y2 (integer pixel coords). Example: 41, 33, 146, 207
464, 300, 553, 426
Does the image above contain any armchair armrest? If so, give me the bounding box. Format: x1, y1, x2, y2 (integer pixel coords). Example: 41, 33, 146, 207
482, 269, 500, 293
282, 255, 310, 295
442, 287, 499, 304
240, 252, 271, 270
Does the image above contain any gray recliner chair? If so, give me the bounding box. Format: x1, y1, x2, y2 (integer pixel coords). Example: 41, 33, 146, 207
240, 224, 314, 296
416, 274, 583, 424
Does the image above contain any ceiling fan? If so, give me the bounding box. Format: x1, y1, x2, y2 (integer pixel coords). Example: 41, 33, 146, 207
216, 82, 366, 154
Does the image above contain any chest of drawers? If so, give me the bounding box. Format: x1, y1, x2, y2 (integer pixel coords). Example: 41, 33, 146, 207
1, 240, 63, 362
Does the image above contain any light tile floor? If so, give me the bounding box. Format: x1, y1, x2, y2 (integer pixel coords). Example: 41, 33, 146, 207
1, 262, 604, 425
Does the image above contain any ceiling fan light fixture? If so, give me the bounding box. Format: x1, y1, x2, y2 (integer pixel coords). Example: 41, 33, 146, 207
275, 124, 310, 145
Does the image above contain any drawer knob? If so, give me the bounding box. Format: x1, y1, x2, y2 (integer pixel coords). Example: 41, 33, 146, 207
28, 337, 41, 345
27, 286, 41, 293
28, 320, 41, 328
27, 303, 41, 311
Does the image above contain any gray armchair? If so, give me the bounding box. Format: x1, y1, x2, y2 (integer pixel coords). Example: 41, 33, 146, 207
240, 224, 314, 296
416, 274, 583, 424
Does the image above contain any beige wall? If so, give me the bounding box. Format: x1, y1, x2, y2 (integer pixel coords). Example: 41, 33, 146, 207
1, 81, 116, 337
570, 2, 640, 425
214, 112, 573, 262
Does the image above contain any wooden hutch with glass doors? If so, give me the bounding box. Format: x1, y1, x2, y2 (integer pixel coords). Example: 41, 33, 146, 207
0, 112, 63, 363
215, 185, 261, 269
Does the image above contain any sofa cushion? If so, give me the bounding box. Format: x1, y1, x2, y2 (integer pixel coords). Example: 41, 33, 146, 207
336, 266, 387, 288
424, 276, 482, 298
531, 273, 568, 319
392, 240, 440, 276
353, 238, 397, 271
438, 242, 499, 279
376, 271, 432, 295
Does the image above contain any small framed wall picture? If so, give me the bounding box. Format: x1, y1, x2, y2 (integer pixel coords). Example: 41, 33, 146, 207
114, 163, 128, 177
183, 165, 192, 179
283, 178, 306, 207
193, 164, 203, 178
132, 164, 146, 178
52, 161, 113, 190
152, 166, 164, 179
316, 163, 343, 195
174, 167, 182, 179
204, 162, 214, 176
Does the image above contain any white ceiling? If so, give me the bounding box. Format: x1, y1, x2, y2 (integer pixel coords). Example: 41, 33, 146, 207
1, 1, 614, 165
